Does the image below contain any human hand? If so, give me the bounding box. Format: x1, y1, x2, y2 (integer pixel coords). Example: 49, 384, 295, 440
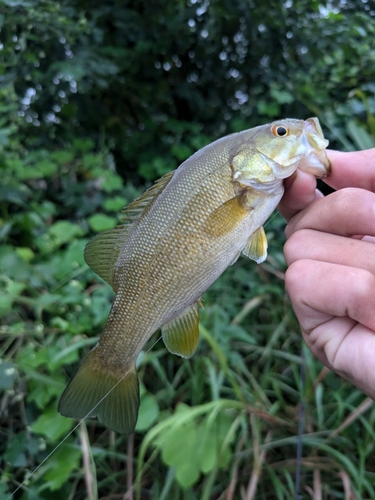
280, 149, 375, 398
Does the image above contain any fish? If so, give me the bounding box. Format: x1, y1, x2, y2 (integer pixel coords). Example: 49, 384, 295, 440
58, 117, 330, 434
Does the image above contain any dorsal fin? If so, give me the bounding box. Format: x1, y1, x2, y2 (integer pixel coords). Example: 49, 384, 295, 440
84, 171, 175, 290
84, 225, 129, 291
120, 170, 175, 223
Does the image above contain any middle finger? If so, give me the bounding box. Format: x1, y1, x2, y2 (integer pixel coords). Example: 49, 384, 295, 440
284, 229, 375, 275
285, 188, 375, 238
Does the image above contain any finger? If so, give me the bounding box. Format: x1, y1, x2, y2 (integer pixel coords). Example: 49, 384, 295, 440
284, 230, 375, 274
285, 188, 375, 238
325, 149, 375, 192
279, 169, 323, 220
285, 259, 375, 335
280, 148, 375, 221
307, 318, 375, 400
285, 259, 375, 397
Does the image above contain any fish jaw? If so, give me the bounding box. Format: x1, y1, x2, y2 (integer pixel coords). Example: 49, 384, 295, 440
297, 117, 331, 178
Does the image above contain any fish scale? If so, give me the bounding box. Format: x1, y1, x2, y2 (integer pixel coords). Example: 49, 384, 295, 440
58, 117, 330, 433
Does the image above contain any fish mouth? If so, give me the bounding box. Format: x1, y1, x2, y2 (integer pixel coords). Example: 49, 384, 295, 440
298, 118, 331, 179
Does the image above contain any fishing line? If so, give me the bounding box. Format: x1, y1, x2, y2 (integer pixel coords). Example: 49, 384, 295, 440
267, 208, 305, 497
6, 335, 163, 500
295, 347, 305, 500
264, 209, 281, 229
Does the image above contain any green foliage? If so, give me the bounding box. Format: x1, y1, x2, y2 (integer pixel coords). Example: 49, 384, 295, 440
2, 1, 375, 499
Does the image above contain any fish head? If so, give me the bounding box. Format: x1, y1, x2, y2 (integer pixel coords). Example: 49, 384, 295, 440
252, 117, 331, 179
232, 117, 330, 193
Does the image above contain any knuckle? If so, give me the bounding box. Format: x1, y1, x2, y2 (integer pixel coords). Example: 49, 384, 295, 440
284, 259, 309, 296
350, 268, 375, 308
330, 187, 366, 214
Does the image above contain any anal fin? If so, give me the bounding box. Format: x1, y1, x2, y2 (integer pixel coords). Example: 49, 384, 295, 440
242, 225, 268, 264
162, 301, 200, 358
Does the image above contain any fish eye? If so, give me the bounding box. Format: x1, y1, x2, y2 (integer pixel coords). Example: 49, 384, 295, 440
272, 125, 288, 137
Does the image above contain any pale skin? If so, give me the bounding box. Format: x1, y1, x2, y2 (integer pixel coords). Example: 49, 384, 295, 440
278, 149, 375, 399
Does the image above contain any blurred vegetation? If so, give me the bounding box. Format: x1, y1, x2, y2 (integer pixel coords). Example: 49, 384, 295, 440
1, 0, 375, 499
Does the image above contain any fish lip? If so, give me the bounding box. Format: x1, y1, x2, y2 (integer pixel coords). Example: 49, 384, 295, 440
298, 152, 331, 178
297, 120, 331, 178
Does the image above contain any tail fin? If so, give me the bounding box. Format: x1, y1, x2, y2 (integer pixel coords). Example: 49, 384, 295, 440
58, 347, 139, 434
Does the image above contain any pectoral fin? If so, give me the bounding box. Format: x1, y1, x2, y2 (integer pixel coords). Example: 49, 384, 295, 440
204, 195, 251, 237
162, 301, 200, 358
242, 226, 268, 263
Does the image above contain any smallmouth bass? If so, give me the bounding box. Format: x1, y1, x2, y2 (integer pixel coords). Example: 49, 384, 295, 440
58, 117, 330, 433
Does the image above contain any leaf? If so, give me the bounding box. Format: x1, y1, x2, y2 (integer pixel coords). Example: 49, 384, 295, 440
50, 150, 74, 163
346, 120, 375, 150
104, 196, 127, 212
136, 393, 160, 432
161, 424, 200, 488
49, 221, 85, 245
43, 444, 81, 490
197, 412, 233, 473
31, 407, 74, 441
270, 87, 294, 104
15, 247, 35, 262
4, 434, 27, 467
0, 246, 29, 280
91, 169, 123, 192
88, 213, 117, 232
155, 413, 201, 488
171, 143, 192, 161
0, 280, 26, 317
73, 138, 95, 152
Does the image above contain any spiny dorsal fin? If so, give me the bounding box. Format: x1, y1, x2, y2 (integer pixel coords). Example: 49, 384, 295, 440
162, 300, 201, 358
120, 170, 175, 223
242, 225, 268, 263
84, 171, 175, 290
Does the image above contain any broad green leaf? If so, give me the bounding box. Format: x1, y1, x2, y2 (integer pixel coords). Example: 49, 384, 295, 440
43, 444, 81, 490
15, 247, 35, 262
158, 422, 200, 488
104, 196, 127, 212
31, 407, 74, 441
136, 393, 159, 432
88, 213, 117, 232
49, 221, 85, 245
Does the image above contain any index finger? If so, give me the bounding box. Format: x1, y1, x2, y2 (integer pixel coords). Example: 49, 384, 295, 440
278, 169, 324, 220
325, 149, 375, 192
279, 148, 375, 221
